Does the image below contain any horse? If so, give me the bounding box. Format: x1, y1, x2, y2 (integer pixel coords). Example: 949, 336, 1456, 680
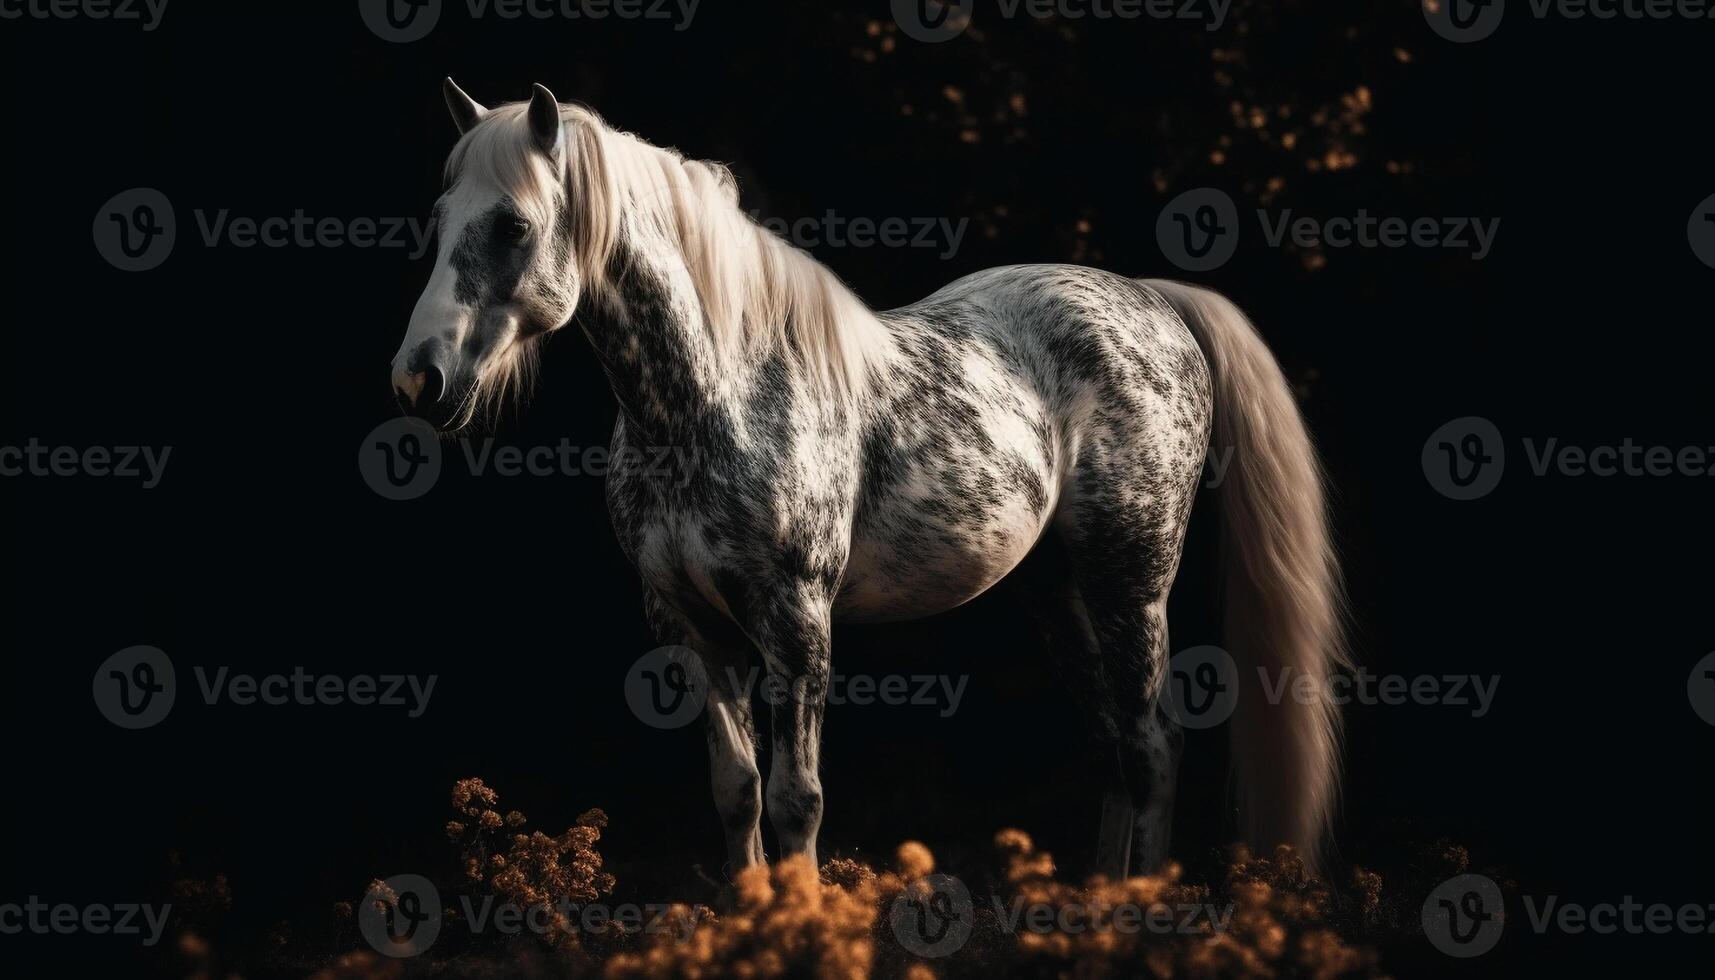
389, 79, 1350, 878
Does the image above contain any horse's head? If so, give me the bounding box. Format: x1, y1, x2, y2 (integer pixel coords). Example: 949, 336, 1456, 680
391, 79, 590, 431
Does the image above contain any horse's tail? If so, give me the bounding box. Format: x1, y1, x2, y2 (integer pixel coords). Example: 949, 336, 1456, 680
1142, 278, 1350, 872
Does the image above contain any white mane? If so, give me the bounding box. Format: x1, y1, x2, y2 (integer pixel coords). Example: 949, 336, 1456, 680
447, 102, 886, 397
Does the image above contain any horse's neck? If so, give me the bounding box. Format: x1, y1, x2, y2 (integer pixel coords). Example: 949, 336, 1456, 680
581, 205, 888, 442
580, 233, 734, 441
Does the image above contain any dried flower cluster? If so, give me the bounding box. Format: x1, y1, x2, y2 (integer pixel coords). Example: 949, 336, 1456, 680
445, 777, 617, 947
168, 778, 1437, 978
166, 849, 233, 929
600, 831, 1390, 980
305, 948, 401, 980
994, 830, 1382, 979
997, 828, 1212, 974
604, 844, 939, 980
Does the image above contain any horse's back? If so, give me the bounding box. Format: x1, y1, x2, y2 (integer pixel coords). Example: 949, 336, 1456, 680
886, 264, 1212, 464
927, 265, 1214, 564
840, 265, 1211, 622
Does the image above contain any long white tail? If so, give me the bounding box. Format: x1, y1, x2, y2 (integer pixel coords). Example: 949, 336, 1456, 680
1143, 279, 1350, 870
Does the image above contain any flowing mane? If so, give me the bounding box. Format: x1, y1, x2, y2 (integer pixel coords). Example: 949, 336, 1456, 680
447, 102, 885, 397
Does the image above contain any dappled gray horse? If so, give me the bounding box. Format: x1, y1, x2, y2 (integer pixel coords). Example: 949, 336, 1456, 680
390, 80, 1348, 877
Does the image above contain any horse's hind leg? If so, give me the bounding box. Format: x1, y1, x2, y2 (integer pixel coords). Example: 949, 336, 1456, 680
1094, 597, 1183, 875
1055, 488, 1194, 876
1057, 582, 1182, 876
1018, 545, 1137, 876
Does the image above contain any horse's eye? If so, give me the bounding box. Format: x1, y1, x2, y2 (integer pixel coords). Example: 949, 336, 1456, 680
497, 216, 531, 245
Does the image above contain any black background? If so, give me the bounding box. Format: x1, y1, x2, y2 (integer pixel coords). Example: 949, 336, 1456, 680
2, 2, 1711, 976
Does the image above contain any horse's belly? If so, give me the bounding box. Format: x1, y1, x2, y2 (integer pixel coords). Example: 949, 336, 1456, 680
836, 480, 1053, 623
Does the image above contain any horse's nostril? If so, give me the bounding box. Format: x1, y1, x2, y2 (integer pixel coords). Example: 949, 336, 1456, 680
422, 365, 446, 407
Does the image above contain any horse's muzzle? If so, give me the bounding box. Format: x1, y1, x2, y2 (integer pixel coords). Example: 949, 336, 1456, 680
392, 363, 445, 415
391, 339, 452, 424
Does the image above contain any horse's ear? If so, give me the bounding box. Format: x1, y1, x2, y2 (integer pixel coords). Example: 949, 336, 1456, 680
527, 83, 564, 161
443, 77, 487, 135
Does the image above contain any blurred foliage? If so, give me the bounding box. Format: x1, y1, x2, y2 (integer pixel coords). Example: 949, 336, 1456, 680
163, 779, 1520, 979
809, 1, 1439, 274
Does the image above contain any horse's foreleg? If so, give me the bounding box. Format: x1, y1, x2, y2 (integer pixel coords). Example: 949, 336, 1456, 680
644, 589, 765, 872
753, 599, 831, 866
